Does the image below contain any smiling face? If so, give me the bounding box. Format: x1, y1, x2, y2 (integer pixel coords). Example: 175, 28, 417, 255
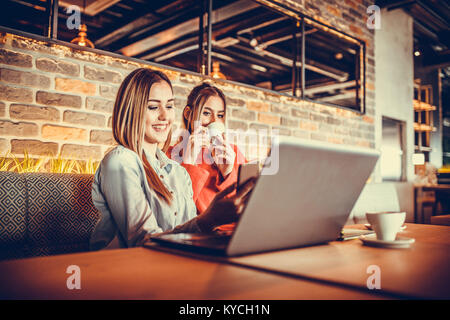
199, 95, 225, 127
144, 80, 175, 145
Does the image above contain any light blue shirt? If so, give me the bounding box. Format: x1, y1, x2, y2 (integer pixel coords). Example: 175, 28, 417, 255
90, 145, 200, 250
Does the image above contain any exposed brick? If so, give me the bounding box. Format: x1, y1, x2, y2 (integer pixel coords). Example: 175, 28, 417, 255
172, 85, 191, 98
326, 116, 342, 126
0, 84, 33, 103
281, 117, 299, 128
319, 123, 334, 133
0, 68, 51, 89
226, 97, 246, 108
36, 57, 80, 77
348, 8, 363, 20
65, 49, 106, 65
36, 91, 82, 108
335, 127, 350, 135
299, 120, 318, 131
238, 87, 259, 99
328, 137, 344, 144
159, 69, 179, 82
292, 130, 310, 139
10, 104, 60, 121
42, 125, 87, 141
175, 97, 187, 110
356, 140, 371, 148
231, 109, 256, 121
311, 132, 327, 142
0, 139, 8, 154
291, 108, 309, 119
327, 5, 342, 17
55, 78, 96, 95
349, 25, 364, 36
342, 12, 356, 24
227, 120, 248, 131
258, 113, 280, 125
0, 102, 5, 117
271, 104, 290, 114
10, 139, 58, 156
106, 58, 140, 70
344, 0, 358, 10
107, 116, 112, 128
349, 129, 363, 138
84, 65, 122, 83
99, 85, 119, 100
86, 97, 114, 113
247, 100, 270, 112
11, 38, 63, 56
60, 144, 102, 160
0, 120, 38, 137
0, 48, 32, 68
272, 126, 291, 136
362, 115, 374, 124
363, 131, 375, 140
249, 123, 270, 133
63, 111, 105, 127
310, 113, 327, 122
90, 130, 114, 145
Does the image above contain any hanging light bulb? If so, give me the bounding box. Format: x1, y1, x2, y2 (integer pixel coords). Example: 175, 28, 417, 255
211, 61, 226, 79
71, 24, 94, 48
70, 0, 94, 48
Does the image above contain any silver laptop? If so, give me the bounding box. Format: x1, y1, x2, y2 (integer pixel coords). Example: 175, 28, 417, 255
148, 137, 380, 256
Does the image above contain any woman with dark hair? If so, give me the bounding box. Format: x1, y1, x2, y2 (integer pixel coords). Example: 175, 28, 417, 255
168, 82, 246, 217
89, 69, 253, 250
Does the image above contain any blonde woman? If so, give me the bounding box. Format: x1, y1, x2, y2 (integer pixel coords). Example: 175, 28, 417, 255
89, 69, 253, 250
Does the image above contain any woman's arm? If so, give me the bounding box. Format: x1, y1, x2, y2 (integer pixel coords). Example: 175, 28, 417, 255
98, 154, 163, 247
215, 144, 247, 191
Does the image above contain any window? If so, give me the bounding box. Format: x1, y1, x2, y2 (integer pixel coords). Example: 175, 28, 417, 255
211, 0, 297, 92
1, 0, 365, 112
304, 19, 364, 111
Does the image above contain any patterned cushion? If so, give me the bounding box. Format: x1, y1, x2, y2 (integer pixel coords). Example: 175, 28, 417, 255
0, 172, 100, 260
0, 172, 27, 260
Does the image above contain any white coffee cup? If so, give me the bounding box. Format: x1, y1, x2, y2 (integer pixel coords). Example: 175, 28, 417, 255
366, 212, 406, 241
207, 122, 225, 139
207, 122, 225, 146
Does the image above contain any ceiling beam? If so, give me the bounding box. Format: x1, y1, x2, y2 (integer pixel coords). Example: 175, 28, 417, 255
58, 0, 121, 17
94, 0, 194, 49
119, 0, 259, 57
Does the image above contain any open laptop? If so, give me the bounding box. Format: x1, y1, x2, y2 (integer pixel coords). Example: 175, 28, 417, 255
147, 137, 380, 256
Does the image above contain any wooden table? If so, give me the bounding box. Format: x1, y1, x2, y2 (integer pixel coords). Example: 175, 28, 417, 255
0, 224, 448, 299
0, 246, 382, 300
226, 223, 450, 299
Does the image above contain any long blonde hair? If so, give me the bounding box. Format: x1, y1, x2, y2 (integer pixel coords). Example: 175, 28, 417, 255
112, 68, 173, 204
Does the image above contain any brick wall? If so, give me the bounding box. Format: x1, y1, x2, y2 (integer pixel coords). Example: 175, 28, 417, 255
0, 0, 375, 162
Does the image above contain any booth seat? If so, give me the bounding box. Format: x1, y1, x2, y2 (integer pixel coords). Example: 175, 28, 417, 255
0, 172, 100, 261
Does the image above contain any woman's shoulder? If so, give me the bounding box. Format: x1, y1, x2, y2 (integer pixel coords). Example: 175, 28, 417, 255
101, 145, 141, 170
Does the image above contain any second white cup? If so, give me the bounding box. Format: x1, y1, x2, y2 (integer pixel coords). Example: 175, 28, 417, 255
366, 211, 406, 241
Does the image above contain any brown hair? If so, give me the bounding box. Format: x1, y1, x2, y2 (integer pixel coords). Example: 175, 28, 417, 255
112, 68, 173, 204
182, 82, 227, 133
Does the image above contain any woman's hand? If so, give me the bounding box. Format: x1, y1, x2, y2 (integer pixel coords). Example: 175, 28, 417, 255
196, 178, 256, 232
183, 126, 210, 165
211, 134, 236, 179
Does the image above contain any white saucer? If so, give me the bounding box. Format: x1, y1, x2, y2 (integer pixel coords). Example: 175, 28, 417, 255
359, 234, 415, 249
365, 224, 407, 231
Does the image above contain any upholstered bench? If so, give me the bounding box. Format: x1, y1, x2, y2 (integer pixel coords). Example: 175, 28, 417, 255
0, 172, 100, 260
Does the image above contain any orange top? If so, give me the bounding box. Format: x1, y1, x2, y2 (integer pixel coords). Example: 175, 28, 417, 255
167, 144, 246, 231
